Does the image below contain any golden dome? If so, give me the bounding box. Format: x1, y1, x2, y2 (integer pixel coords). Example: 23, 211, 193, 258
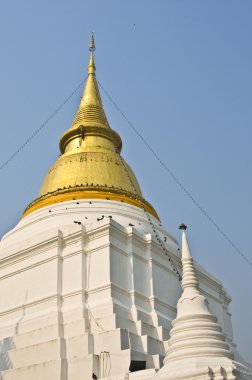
23, 34, 158, 219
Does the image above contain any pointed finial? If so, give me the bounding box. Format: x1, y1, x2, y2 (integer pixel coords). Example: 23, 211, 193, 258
181, 228, 192, 260
180, 225, 199, 290
88, 33, 96, 75
89, 32, 95, 52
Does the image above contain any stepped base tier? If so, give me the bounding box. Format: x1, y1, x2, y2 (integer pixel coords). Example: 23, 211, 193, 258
0, 200, 241, 380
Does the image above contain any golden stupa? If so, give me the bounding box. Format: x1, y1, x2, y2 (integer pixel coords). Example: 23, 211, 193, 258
23, 34, 158, 219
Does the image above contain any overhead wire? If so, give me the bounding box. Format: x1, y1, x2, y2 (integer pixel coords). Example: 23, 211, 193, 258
97, 80, 252, 269
105, 101, 182, 280
0, 78, 86, 171
0, 74, 250, 269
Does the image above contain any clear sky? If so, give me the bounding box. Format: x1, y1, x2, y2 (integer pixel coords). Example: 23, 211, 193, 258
0, 0, 251, 362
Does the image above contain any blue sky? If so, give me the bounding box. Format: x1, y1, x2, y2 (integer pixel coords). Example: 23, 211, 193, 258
0, 1, 251, 362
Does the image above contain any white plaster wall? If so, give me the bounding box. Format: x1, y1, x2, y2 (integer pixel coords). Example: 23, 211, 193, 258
0, 200, 237, 379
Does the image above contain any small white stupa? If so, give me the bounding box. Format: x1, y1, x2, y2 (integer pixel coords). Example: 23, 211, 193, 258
157, 224, 252, 380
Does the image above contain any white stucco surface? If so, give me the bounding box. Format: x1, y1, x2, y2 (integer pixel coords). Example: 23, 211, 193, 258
0, 200, 240, 379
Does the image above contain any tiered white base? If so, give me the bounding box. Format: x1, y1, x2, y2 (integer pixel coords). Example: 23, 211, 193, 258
0, 200, 237, 379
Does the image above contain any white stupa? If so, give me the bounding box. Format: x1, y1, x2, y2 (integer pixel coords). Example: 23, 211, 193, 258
157, 225, 252, 380
0, 35, 250, 380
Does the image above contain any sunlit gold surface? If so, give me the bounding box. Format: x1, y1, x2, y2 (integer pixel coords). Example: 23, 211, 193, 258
39, 151, 141, 196
58, 36, 122, 154
23, 34, 158, 219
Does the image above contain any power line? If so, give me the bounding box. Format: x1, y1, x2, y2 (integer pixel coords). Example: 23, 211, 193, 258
0, 79, 86, 171
105, 101, 182, 280
0, 75, 250, 269
97, 80, 252, 269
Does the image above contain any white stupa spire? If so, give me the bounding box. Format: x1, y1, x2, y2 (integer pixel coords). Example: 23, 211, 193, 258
157, 225, 252, 380
176, 224, 211, 319
181, 226, 199, 291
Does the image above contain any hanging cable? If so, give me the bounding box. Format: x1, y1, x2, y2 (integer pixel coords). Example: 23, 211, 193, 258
0, 78, 86, 171
97, 80, 252, 269
0, 74, 250, 269
103, 87, 182, 280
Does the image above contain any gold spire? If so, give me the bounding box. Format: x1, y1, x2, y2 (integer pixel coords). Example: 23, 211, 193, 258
59, 33, 119, 153
88, 33, 96, 74
89, 32, 95, 51
88, 51, 96, 74
22, 35, 159, 220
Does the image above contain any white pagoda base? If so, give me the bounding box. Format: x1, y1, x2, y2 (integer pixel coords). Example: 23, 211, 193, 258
0, 200, 238, 379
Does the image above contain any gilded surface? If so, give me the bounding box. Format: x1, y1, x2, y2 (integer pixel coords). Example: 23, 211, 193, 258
39, 151, 142, 196
23, 34, 158, 219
